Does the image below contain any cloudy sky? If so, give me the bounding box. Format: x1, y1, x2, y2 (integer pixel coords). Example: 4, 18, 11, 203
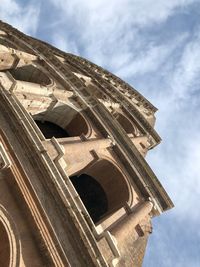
1, 0, 200, 266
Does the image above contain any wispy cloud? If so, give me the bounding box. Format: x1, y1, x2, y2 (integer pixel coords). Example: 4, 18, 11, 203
171, 31, 200, 99
48, 0, 198, 67
116, 33, 189, 78
46, 1, 200, 264
144, 28, 200, 223
0, 0, 40, 35
1, 1, 200, 266
52, 33, 79, 55
144, 218, 200, 267
143, 21, 200, 265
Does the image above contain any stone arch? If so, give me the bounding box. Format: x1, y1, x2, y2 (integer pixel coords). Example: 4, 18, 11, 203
0, 206, 20, 267
9, 64, 52, 86
33, 104, 91, 138
70, 174, 108, 223
0, 220, 10, 267
114, 112, 136, 136
70, 159, 130, 223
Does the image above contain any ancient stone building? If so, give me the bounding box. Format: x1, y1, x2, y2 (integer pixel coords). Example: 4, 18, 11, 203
0, 21, 173, 267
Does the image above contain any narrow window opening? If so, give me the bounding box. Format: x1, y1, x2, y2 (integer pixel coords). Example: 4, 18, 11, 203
135, 224, 145, 237
140, 142, 146, 149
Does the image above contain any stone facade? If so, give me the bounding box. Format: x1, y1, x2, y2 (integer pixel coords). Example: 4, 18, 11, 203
0, 21, 173, 267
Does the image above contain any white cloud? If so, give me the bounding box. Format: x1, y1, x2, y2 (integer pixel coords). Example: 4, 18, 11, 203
147, 126, 200, 223
0, 0, 40, 35
48, 2, 200, 260
146, 40, 200, 221
1, 0, 200, 265
52, 33, 79, 55
49, 0, 197, 28
171, 31, 200, 99
48, 0, 198, 69
116, 33, 189, 78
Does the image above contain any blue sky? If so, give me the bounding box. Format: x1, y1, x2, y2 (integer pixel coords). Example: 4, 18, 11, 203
1, 0, 200, 266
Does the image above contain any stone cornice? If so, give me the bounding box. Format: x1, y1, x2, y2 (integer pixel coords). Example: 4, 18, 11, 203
0, 20, 173, 213
64, 56, 161, 145
31, 37, 157, 114
68, 55, 157, 113
0, 21, 160, 145
0, 84, 108, 266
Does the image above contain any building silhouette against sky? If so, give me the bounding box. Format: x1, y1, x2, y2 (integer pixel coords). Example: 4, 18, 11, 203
0, 21, 173, 267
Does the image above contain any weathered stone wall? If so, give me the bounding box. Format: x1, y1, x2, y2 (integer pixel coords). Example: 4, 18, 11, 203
0, 21, 173, 267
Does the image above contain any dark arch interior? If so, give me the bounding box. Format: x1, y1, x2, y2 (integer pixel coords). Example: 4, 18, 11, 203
9, 64, 51, 85
65, 113, 88, 137
115, 113, 135, 135
35, 120, 69, 139
0, 221, 10, 267
70, 174, 108, 223
34, 111, 89, 139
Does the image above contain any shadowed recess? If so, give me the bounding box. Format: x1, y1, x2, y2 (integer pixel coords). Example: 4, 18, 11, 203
70, 159, 130, 223
35, 120, 70, 139
0, 221, 10, 267
70, 174, 108, 223
9, 65, 51, 85
33, 106, 89, 138
114, 113, 136, 135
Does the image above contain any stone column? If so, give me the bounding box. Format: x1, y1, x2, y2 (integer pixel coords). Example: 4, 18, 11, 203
44, 137, 113, 176
111, 201, 153, 240
14, 81, 51, 96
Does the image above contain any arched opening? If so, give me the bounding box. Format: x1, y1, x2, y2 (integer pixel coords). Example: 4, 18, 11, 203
33, 105, 89, 139
70, 174, 108, 223
0, 221, 10, 267
65, 113, 88, 137
34, 120, 70, 139
9, 64, 51, 85
114, 113, 136, 135
70, 159, 130, 223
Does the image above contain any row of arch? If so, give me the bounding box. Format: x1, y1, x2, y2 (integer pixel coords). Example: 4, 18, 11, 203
0, 37, 140, 139
33, 109, 137, 140
70, 159, 130, 223
10, 65, 52, 86
3, 60, 138, 137
3, 58, 136, 225
32, 110, 133, 224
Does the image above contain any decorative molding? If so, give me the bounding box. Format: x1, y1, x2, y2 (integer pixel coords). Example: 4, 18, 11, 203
0, 142, 11, 170
0, 205, 21, 267
0, 19, 173, 214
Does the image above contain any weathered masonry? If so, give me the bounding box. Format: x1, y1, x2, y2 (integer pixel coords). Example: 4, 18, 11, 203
0, 21, 173, 267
